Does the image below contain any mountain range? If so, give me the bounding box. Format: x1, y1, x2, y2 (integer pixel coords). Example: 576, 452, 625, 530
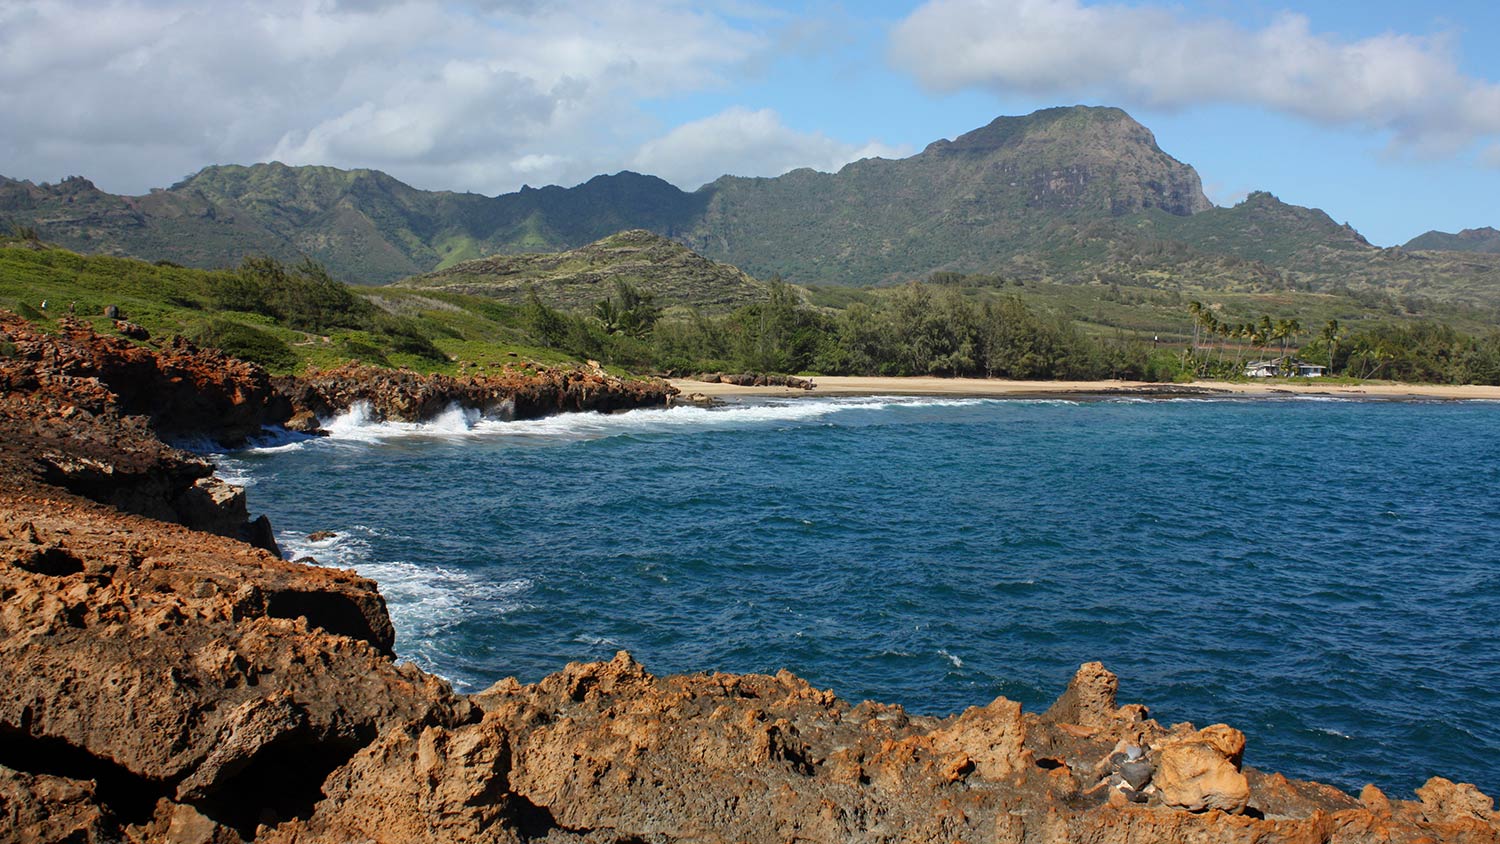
3, 105, 1497, 308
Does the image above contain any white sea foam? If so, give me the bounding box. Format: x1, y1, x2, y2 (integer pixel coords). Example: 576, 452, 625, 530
938, 648, 964, 669
211, 461, 256, 488
296, 395, 1010, 447
280, 526, 534, 648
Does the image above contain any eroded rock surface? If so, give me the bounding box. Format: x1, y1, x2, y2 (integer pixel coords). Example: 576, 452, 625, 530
277, 361, 677, 424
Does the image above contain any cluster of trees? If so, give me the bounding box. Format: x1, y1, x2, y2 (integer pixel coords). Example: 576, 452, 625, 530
1186, 301, 1500, 384
1186, 303, 1308, 374
525, 279, 1180, 380
1306, 323, 1500, 384
205, 256, 446, 367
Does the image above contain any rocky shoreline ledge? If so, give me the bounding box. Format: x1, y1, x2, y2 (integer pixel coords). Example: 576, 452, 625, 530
2, 313, 1497, 843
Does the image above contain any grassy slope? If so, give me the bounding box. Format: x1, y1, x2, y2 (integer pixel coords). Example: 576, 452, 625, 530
0, 239, 573, 374
397, 229, 768, 312
4, 234, 1495, 382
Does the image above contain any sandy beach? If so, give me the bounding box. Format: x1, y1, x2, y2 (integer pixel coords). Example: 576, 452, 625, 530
672, 375, 1500, 401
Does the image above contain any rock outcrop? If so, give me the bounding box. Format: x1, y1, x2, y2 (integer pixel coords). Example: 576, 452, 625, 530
0, 312, 293, 447
276, 362, 677, 424
2, 311, 1497, 843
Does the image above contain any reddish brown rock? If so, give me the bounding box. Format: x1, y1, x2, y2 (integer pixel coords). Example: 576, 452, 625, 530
277, 361, 676, 425
0, 312, 292, 446
1417, 777, 1498, 826
1154, 732, 1252, 814
1043, 661, 1123, 728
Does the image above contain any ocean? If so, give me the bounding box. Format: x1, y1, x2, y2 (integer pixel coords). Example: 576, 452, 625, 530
214, 395, 1500, 799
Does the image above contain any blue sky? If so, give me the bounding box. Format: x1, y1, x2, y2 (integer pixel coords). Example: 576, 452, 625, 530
2, 0, 1496, 246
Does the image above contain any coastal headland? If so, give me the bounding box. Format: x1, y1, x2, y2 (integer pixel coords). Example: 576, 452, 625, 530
674, 375, 1500, 401
2, 312, 1498, 843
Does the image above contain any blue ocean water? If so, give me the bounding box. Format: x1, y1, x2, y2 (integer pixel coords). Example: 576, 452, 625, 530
217, 395, 1500, 799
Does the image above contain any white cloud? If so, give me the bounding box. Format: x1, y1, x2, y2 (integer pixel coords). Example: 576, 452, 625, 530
631, 107, 908, 190
0, 0, 766, 194
890, 0, 1500, 154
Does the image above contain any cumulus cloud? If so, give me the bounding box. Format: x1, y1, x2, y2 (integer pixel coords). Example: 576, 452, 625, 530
631, 107, 908, 190
890, 0, 1500, 155
0, 0, 765, 194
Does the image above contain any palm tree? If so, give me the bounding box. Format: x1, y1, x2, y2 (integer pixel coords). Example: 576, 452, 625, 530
1233, 324, 1253, 369
1321, 319, 1341, 376
1187, 301, 1204, 353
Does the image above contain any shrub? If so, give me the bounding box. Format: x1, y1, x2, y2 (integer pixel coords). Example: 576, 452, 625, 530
188, 318, 297, 371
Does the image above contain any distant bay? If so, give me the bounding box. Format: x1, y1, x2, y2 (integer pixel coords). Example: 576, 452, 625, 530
218, 395, 1500, 799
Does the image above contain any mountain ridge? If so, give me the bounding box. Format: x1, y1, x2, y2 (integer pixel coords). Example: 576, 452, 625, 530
1404, 227, 1500, 254
4, 105, 1498, 308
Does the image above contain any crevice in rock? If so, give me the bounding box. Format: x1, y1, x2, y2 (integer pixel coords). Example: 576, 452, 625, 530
0, 724, 168, 826
494, 794, 651, 844
13, 544, 85, 576
191, 729, 372, 840
264, 589, 392, 654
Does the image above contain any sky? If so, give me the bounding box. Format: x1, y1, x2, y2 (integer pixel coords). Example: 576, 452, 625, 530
1, 0, 1497, 246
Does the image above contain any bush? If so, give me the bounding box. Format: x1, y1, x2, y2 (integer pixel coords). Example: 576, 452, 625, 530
188, 318, 297, 371
224, 256, 374, 332
371, 313, 447, 361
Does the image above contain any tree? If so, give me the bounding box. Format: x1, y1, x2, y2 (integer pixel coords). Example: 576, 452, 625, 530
1321, 319, 1341, 376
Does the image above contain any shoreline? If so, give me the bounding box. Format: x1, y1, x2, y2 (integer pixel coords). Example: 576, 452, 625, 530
3, 314, 1498, 841
673, 375, 1500, 401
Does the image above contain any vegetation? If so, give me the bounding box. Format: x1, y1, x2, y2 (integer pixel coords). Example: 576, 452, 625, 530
5, 233, 1500, 387
521, 279, 1177, 381
0, 243, 566, 374
400, 230, 766, 312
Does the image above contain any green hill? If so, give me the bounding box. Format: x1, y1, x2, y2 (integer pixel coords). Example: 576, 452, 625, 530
398, 229, 768, 312
1404, 227, 1500, 254
0, 235, 576, 374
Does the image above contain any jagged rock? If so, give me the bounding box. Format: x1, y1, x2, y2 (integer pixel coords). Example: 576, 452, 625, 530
0, 312, 292, 446
1154, 728, 1251, 814
703, 372, 815, 390
276, 362, 675, 424
931, 696, 1031, 780
113, 320, 149, 340
1043, 661, 1121, 728
0, 764, 114, 844
1416, 777, 1498, 825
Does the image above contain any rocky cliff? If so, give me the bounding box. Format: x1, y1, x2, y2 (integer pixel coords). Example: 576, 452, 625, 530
277, 360, 677, 427
1, 314, 1497, 843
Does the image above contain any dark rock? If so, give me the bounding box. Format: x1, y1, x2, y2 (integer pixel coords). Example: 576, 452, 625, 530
113, 320, 149, 340
1120, 760, 1153, 790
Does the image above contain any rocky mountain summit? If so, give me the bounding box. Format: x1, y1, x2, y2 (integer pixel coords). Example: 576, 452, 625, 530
2, 312, 1498, 842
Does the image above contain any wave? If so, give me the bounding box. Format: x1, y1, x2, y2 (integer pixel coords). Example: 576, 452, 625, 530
279, 526, 534, 661
262, 396, 1020, 448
